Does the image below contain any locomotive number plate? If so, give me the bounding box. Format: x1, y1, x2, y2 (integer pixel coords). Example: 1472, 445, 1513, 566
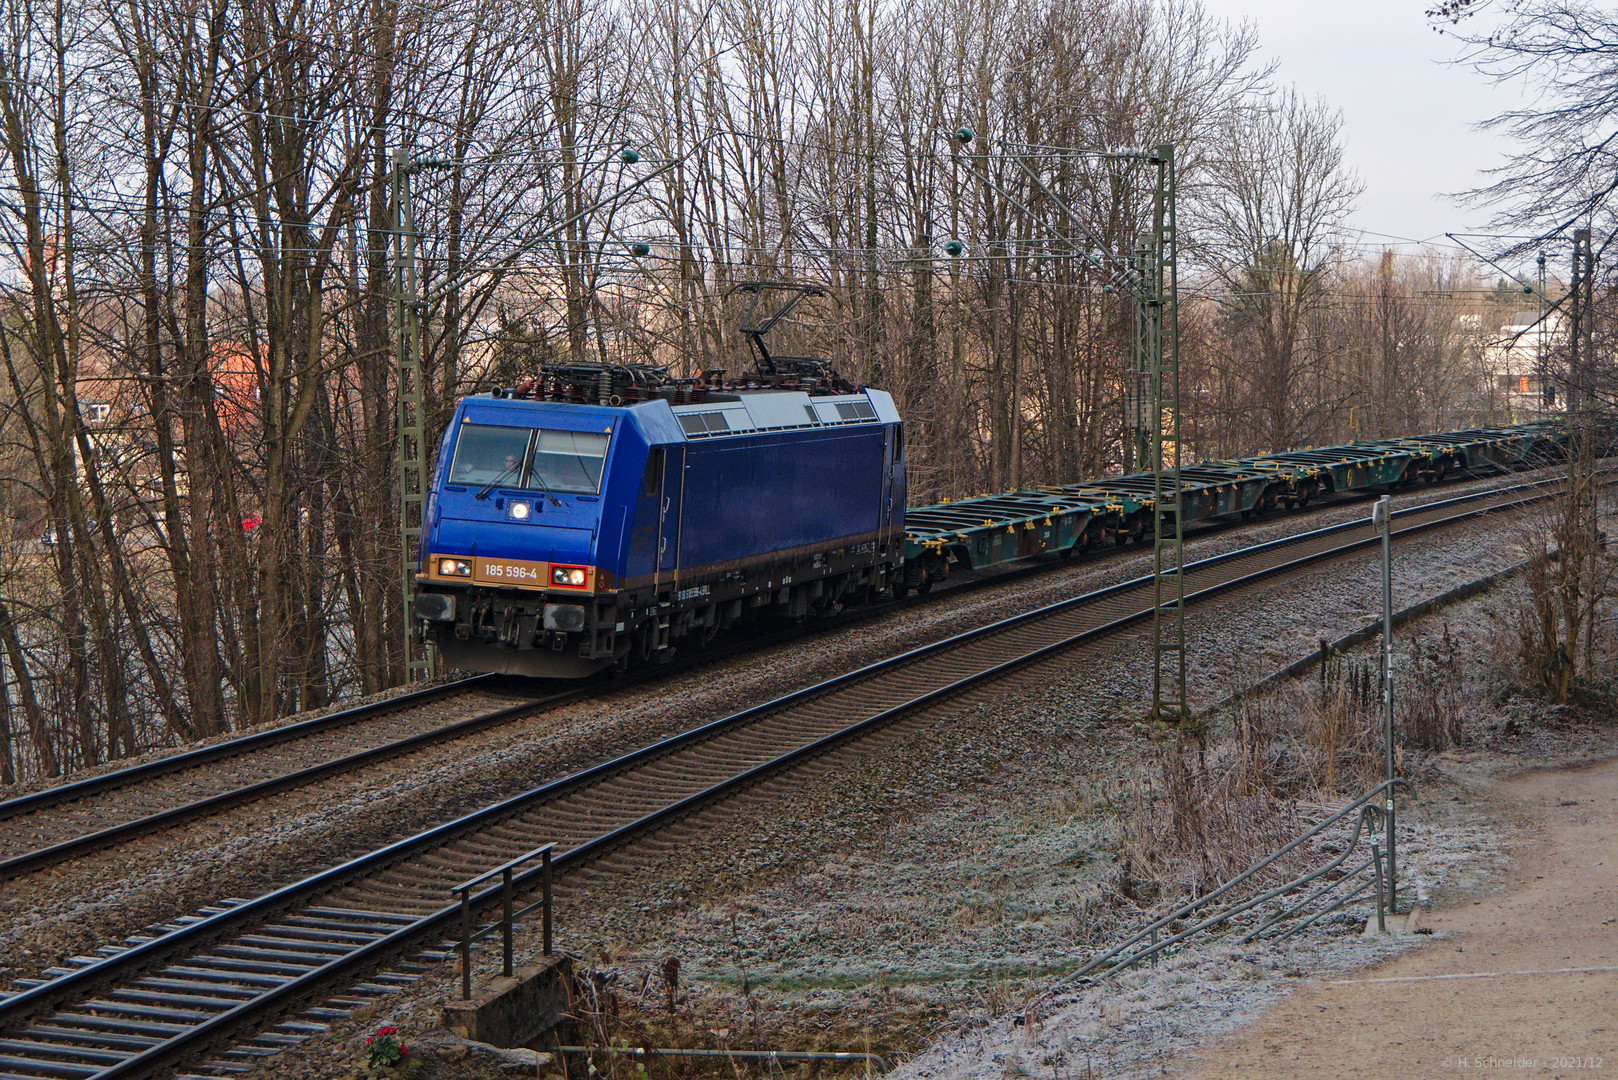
474, 557, 546, 586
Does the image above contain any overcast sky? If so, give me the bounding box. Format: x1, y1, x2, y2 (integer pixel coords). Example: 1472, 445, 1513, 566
1198, 0, 1537, 272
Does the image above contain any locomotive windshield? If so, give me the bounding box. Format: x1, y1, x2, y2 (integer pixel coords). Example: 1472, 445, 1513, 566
448, 423, 609, 494
448, 424, 531, 486
531, 429, 609, 492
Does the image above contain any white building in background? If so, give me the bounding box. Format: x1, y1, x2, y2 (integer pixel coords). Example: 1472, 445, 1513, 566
1484, 308, 1566, 421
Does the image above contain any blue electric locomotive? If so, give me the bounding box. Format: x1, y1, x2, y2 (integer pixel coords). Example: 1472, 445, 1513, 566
412, 365, 906, 677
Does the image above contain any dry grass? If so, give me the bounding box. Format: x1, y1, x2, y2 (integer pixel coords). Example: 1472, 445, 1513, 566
1507, 485, 1618, 705
1108, 738, 1307, 905
557, 955, 905, 1080
1403, 622, 1466, 750
1102, 616, 1513, 919
1106, 662, 1392, 913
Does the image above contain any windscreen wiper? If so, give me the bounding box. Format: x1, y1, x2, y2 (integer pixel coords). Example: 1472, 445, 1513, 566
475, 462, 521, 501
530, 468, 563, 508
475, 461, 563, 507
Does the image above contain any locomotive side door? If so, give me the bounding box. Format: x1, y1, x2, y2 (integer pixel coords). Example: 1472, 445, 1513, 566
655, 444, 685, 589
881, 425, 897, 539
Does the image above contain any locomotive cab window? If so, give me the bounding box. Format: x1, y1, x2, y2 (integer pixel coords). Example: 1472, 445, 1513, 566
448, 424, 533, 486
642, 449, 664, 496
448, 424, 610, 494
532, 428, 610, 493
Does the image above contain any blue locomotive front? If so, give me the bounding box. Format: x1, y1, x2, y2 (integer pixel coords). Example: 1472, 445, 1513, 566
412, 384, 906, 677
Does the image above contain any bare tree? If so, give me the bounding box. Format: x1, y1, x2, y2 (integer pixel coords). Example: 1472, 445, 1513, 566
1318, 250, 1494, 440
1434, 0, 1618, 704
1433, 0, 1618, 250
0, 0, 1488, 781
1190, 88, 1362, 452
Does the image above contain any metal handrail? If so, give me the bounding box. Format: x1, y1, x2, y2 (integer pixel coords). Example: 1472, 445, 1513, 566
453, 843, 554, 1000
1239, 853, 1377, 942
1076, 803, 1386, 976
1275, 876, 1378, 942
1066, 778, 1415, 981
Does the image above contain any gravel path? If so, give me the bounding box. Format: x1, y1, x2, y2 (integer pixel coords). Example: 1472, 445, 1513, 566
1182, 757, 1618, 1079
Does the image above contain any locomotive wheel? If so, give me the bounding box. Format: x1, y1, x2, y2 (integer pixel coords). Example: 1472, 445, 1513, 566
899, 560, 928, 598
916, 577, 933, 595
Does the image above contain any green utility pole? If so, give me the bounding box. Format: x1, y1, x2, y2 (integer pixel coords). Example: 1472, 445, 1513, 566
392, 150, 454, 683
1571, 229, 1594, 418
952, 138, 1186, 723
392, 150, 429, 683
1374, 494, 1396, 912
1570, 229, 1599, 588
1538, 252, 1550, 411
1130, 243, 1152, 472
1144, 144, 1187, 725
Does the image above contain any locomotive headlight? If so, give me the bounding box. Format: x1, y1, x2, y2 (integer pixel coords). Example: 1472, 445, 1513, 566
438, 558, 472, 577
551, 565, 588, 588
509, 501, 531, 521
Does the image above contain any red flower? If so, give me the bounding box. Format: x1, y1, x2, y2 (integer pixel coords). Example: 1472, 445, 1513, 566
400, 1046, 409, 1055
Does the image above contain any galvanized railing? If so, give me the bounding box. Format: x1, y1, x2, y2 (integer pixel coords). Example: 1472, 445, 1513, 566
452, 842, 555, 1000
1067, 778, 1416, 981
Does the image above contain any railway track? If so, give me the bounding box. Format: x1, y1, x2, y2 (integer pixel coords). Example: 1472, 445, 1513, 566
0, 677, 544, 880
1, 464, 1552, 885
0, 596, 950, 879
0, 474, 1572, 1080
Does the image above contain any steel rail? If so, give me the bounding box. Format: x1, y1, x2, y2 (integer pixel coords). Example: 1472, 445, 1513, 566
785, 473, 1573, 707
31, 613, 1128, 1078
0, 690, 581, 880
0, 475, 1569, 1078
90, 692, 881, 1080
0, 558, 1026, 878
9, 472, 1565, 951
0, 675, 495, 823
